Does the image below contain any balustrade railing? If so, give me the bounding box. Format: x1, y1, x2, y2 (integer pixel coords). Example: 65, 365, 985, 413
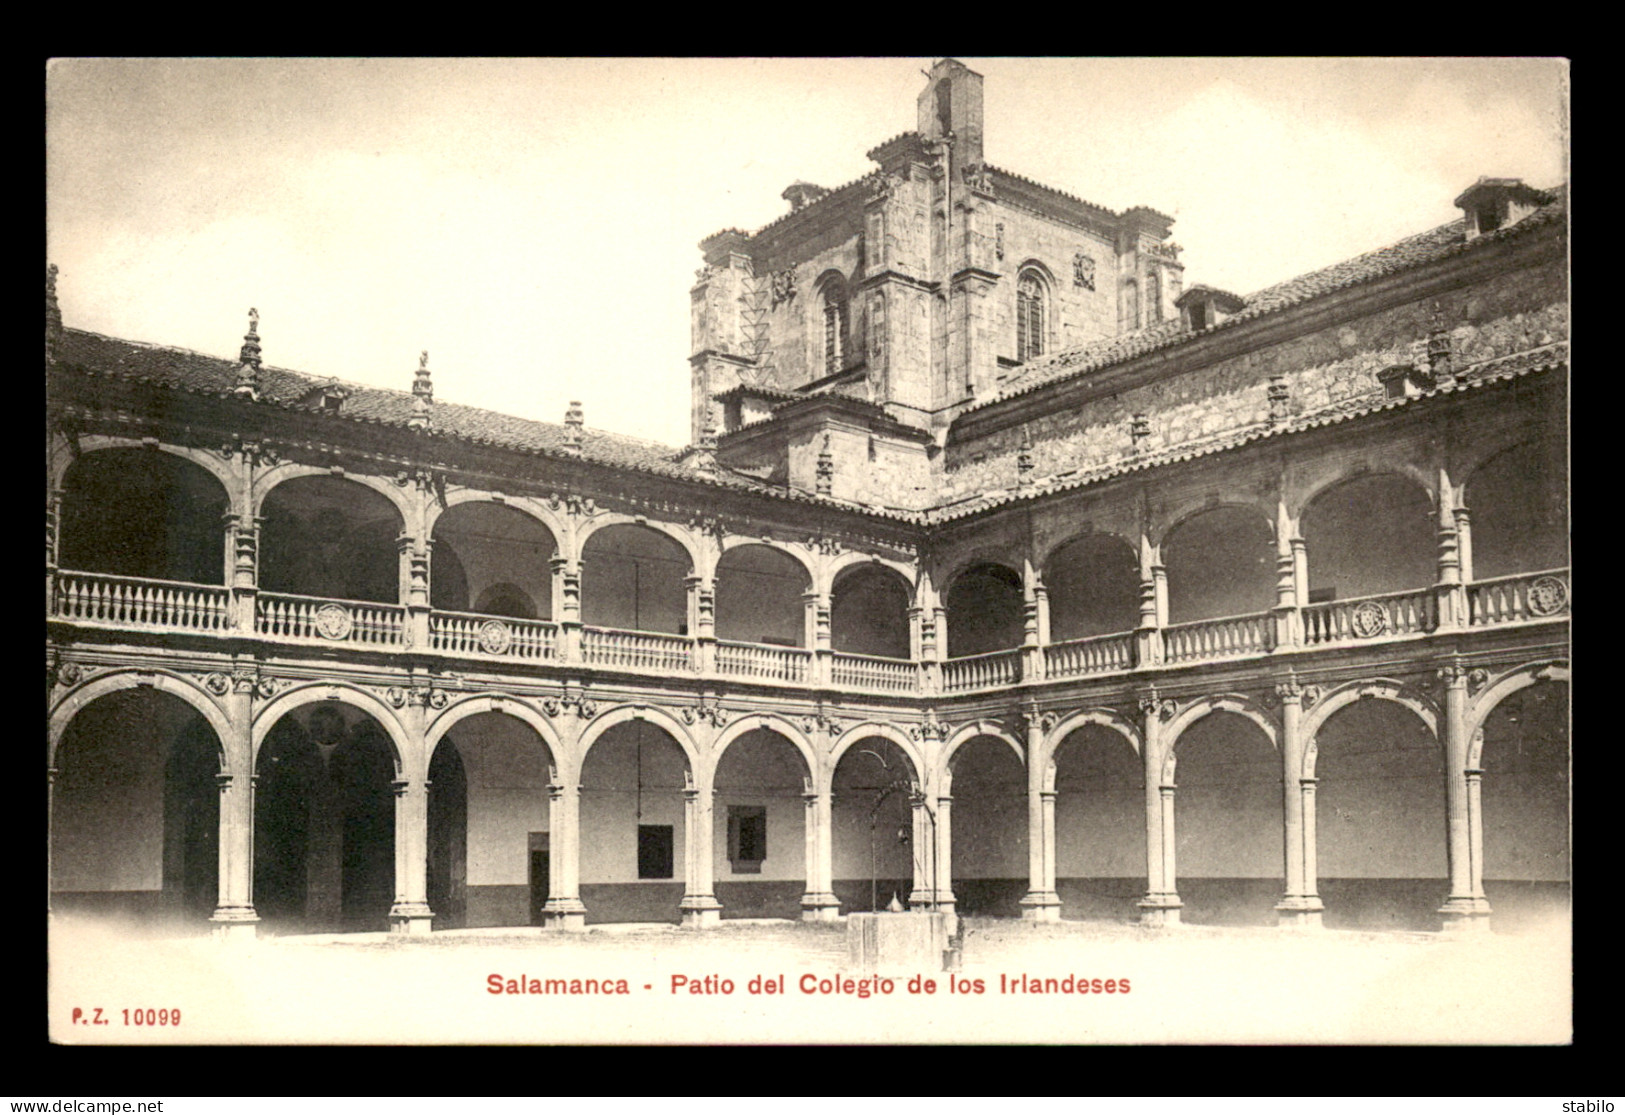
255, 592, 406, 648
430, 610, 557, 661
581, 626, 693, 672
52, 570, 232, 633
1045, 631, 1135, 679
1301, 587, 1438, 646
716, 640, 811, 683
941, 648, 1022, 693
1467, 568, 1571, 627
831, 651, 917, 693
1162, 611, 1274, 665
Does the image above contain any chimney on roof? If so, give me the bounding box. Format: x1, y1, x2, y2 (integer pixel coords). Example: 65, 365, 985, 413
234, 308, 262, 400
1175, 285, 1246, 333
1454, 177, 1549, 240
408, 351, 433, 429
46, 264, 62, 362
563, 401, 584, 456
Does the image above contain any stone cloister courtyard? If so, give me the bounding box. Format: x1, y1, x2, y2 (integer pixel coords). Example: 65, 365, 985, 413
48, 912, 1569, 1045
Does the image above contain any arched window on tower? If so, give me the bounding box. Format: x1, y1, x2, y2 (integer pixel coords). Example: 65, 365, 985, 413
821, 278, 850, 376
1017, 271, 1046, 362
1146, 269, 1162, 323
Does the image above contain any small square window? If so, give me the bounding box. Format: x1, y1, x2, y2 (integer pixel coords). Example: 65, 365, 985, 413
637, 824, 674, 879
727, 806, 767, 873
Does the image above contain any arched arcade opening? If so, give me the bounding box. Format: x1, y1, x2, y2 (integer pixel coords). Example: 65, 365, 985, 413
830, 564, 912, 659
578, 720, 691, 923
1045, 533, 1140, 643
831, 737, 916, 912
944, 562, 1024, 658
712, 728, 810, 919
580, 525, 690, 634
1479, 679, 1570, 931
58, 449, 229, 585
1171, 711, 1281, 926
948, 736, 1028, 917
259, 476, 403, 604
431, 502, 556, 620
50, 688, 221, 929
253, 703, 397, 932
1053, 724, 1144, 921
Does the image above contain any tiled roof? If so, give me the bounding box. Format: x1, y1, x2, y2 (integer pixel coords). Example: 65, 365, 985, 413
52, 328, 768, 491
930, 341, 1567, 523
989, 199, 1567, 405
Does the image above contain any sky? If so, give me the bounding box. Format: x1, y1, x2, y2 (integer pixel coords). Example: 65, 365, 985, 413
46, 57, 1568, 449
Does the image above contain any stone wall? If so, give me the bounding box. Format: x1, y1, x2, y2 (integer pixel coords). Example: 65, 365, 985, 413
939, 254, 1569, 504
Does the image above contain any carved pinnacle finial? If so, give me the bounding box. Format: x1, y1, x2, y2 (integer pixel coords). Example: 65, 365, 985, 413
1017, 432, 1034, 487
1427, 301, 1455, 384
815, 432, 834, 496
562, 401, 584, 455
234, 307, 262, 400
45, 263, 62, 360
408, 350, 433, 429
692, 418, 718, 475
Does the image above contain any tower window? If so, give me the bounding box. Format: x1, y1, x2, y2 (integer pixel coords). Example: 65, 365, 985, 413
1146, 269, 1162, 323
1017, 272, 1046, 362
821, 278, 850, 375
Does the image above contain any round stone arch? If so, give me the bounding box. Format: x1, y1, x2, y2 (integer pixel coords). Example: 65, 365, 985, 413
251, 463, 418, 527
576, 703, 700, 788
709, 714, 819, 788
425, 490, 566, 552
1467, 661, 1571, 767
1043, 708, 1141, 789
424, 694, 564, 774
250, 682, 412, 778
718, 538, 816, 590
1289, 460, 1438, 523
1300, 679, 1440, 780
60, 437, 242, 511
828, 722, 925, 790
1456, 433, 1555, 499
941, 722, 1025, 793
1161, 695, 1279, 784
1036, 527, 1138, 579
49, 669, 231, 768
575, 514, 702, 577
822, 551, 917, 599
1151, 497, 1278, 553
937, 547, 1025, 600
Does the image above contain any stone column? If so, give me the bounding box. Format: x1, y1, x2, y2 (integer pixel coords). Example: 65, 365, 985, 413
401, 533, 431, 650
230, 515, 262, 636
800, 775, 840, 921
805, 590, 832, 686
552, 556, 582, 663
543, 776, 586, 929
688, 575, 716, 676
1272, 545, 1301, 649
210, 684, 259, 940
680, 778, 722, 927
46, 488, 64, 615
388, 776, 434, 935
46, 766, 58, 916
1454, 508, 1474, 586
1435, 481, 1466, 630
1438, 663, 1491, 930
1136, 541, 1166, 667
931, 794, 954, 913
1302, 777, 1320, 905
1021, 564, 1045, 682
1273, 681, 1323, 928
1466, 759, 1488, 904
1137, 696, 1181, 926
907, 789, 932, 910
1020, 714, 1061, 920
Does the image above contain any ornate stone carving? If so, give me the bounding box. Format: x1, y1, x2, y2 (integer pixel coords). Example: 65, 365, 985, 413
203, 672, 231, 697
1073, 252, 1096, 291
541, 695, 562, 718
995, 222, 1005, 261
770, 268, 797, 308
548, 492, 598, 517
56, 661, 83, 688
255, 677, 281, 700
961, 164, 994, 193
801, 534, 842, 557
1350, 600, 1388, 639
428, 689, 449, 710
1527, 575, 1569, 616
909, 711, 948, 742
1300, 685, 1322, 709
478, 620, 512, 656
687, 513, 729, 541
314, 603, 354, 641
1467, 668, 1491, 696
1272, 678, 1303, 705
385, 686, 408, 709
218, 435, 281, 468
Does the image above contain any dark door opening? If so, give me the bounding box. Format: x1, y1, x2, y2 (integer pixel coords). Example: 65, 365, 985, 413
529, 834, 550, 926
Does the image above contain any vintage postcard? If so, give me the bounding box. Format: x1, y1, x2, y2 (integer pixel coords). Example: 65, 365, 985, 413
46, 57, 1570, 1045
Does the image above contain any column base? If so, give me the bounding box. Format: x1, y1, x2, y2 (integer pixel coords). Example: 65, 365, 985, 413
1274, 896, 1325, 929
543, 897, 588, 931
388, 902, 435, 936
1137, 895, 1183, 928
1019, 892, 1063, 922
800, 893, 842, 922
1438, 896, 1493, 934
209, 906, 260, 942
680, 895, 723, 928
